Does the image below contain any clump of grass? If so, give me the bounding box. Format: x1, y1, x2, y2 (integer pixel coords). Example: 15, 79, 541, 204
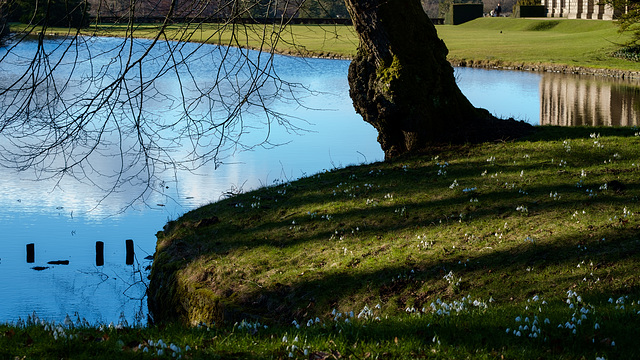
611, 44, 640, 62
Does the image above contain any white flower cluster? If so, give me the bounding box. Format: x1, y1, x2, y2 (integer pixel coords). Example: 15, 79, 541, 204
417, 234, 434, 250
282, 334, 312, 358
436, 161, 449, 176
142, 339, 191, 358
506, 295, 548, 339
333, 182, 361, 198
507, 315, 545, 338
428, 296, 488, 316
235, 319, 267, 331
443, 270, 461, 287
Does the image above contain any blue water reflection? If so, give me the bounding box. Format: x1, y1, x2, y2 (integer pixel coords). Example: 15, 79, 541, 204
455, 67, 541, 123
0, 38, 382, 325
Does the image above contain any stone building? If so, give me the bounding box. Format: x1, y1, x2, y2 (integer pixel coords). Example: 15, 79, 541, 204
542, 0, 616, 20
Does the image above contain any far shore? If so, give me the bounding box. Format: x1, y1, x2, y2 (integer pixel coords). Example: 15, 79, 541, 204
8, 17, 640, 78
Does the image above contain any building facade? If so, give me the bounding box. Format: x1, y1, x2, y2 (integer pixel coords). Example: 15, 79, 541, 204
543, 0, 616, 19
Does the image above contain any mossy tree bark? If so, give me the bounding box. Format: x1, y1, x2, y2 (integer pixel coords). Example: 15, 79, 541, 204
344, 0, 532, 159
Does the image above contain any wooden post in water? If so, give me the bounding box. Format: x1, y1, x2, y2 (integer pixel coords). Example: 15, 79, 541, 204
125, 239, 134, 265
26, 243, 35, 263
96, 241, 104, 266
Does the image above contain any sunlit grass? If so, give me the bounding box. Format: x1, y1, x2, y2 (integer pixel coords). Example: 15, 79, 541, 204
438, 18, 638, 71
11, 18, 639, 70
2, 292, 639, 358
2, 127, 640, 358
108, 126, 640, 358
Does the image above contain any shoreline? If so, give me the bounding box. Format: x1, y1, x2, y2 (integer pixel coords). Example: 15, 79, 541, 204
284, 48, 640, 80
10, 27, 640, 79
246, 45, 640, 80
448, 58, 640, 80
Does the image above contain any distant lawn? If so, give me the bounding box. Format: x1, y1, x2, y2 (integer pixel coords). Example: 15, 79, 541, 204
92, 18, 638, 71
14, 17, 638, 70
86, 22, 361, 58
438, 17, 638, 71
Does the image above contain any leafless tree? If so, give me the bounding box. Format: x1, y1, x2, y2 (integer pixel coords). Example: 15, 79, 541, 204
0, 0, 531, 211
0, 0, 314, 208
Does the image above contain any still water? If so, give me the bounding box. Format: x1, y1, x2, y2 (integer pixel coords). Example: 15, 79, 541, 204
456, 67, 640, 126
0, 37, 638, 325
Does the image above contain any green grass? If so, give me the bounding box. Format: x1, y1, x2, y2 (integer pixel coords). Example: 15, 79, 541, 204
2, 299, 638, 359
438, 18, 639, 71
26, 22, 361, 58
14, 17, 640, 70
4, 19, 640, 359
3, 127, 640, 358
92, 126, 639, 359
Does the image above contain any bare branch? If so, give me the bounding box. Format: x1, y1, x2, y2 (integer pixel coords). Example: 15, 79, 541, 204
0, 0, 314, 210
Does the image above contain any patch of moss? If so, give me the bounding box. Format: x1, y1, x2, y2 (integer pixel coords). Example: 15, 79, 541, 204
375, 54, 403, 94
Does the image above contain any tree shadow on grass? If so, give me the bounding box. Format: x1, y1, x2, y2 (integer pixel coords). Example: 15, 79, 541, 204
148, 125, 640, 327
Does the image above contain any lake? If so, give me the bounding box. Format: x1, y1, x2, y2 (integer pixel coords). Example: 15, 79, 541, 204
0, 37, 638, 325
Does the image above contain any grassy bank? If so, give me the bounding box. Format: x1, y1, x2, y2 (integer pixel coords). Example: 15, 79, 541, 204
3, 127, 640, 359
2, 127, 640, 358
13, 18, 639, 71
140, 126, 640, 358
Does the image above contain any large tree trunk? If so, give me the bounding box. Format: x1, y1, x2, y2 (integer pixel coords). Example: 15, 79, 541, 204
344, 0, 532, 159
